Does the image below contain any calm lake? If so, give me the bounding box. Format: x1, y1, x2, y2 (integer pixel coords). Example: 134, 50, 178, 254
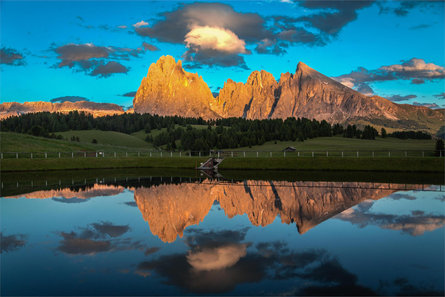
1, 170, 444, 296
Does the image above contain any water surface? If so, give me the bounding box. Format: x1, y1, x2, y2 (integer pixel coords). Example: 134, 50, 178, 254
1, 172, 444, 296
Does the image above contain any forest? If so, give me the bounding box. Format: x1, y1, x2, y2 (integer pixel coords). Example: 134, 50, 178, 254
0, 111, 432, 151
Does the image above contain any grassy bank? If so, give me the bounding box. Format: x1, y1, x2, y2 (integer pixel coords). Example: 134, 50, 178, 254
1, 156, 442, 173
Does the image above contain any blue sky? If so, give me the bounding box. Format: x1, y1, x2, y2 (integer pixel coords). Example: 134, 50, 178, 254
0, 0, 444, 109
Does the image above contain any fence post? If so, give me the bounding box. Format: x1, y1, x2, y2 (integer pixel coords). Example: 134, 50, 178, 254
284, 151, 286, 158
189, 151, 191, 157
72, 152, 74, 158
422, 151, 424, 157
388, 151, 391, 158
126, 152, 128, 157
244, 151, 246, 158
326, 151, 328, 157
59, 152, 61, 158
372, 152, 374, 158
150, 152, 152, 157
84, 152, 86, 158
218, 152, 220, 158
357, 151, 359, 158
298, 152, 300, 157
231, 152, 233, 157
342, 151, 344, 158
103, 152, 105, 158
31, 153, 33, 159
114, 152, 116, 158
312, 152, 314, 158
270, 152, 272, 157
161, 152, 163, 157
96, 152, 98, 158
180, 151, 182, 157
16, 152, 18, 159
256, 152, 258, 158
138, 152, 140, 157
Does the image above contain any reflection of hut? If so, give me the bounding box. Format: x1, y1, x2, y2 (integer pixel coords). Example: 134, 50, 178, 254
283, 146, 296, 152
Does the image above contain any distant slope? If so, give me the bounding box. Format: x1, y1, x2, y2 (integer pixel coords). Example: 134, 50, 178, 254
0, 101, 124, 119
0, 132, 152, 152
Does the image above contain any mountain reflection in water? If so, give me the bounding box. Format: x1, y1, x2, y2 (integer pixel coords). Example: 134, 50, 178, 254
3, 179, 443, 242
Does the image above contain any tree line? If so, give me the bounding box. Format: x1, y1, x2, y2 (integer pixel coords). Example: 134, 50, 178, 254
0, 111, 433, 151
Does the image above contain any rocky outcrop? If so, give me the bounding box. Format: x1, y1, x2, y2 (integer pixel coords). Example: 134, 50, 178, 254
133, 180, 397, 242
133, 55, 217, 119
0, 101, 124, 119
133, 56, 444, 132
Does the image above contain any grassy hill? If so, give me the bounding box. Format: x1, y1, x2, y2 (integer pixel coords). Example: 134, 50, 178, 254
0, 131, 153, 153
57, 130, 151, 148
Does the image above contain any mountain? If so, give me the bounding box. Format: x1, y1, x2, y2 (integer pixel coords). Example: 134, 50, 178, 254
133, 55, 217, 119
0, 101, 124, 119
133, 180, 397, 242
134, 56, 444, 132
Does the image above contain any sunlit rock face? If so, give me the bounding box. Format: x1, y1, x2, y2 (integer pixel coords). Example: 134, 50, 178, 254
133, 56, 444, 132
133, 184, 215, 243
0, 101, 124, 119
4, 184, 125, 199
133, 180, 396, 242
133, 55, 217, 119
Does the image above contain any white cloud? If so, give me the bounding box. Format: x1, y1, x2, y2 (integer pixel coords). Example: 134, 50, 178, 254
117, 25, 127, 29
133, 21, 148, 28
186, 243, 247, 271
185, 25, 247, 54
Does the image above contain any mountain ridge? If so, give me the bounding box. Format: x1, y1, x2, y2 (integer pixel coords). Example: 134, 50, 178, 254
134, 56, 444, 133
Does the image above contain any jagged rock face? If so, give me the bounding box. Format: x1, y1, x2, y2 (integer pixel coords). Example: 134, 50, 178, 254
133, 56, 444, 132
133, 180, 397, 242
133, 55, 217, 119
213, 70, 278, 119
0, 101, 124, 119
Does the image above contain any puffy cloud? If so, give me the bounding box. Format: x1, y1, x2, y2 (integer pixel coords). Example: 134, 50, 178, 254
52, 43, 148, 77
58, 231, 112, 255
381, 58, 445, 80
1, 233, 27, 253
50, 96, 90, 103
133, 20, 148, 28
90, 61, 129, 78
412, 102, 441, 109
356, 83, 374, 96
185, 26, 246, 54
187, 243, 248, 271
334, 58, 445, 93
297, 0, 375, 36
142, 42, 159, 51
117, 25, 127, 29
336, 202, 445, 236
388, 94, 417, 102
54, 43, 109, 67
121, 91, 137, 97
56, 221, 131, 255
434, 92, 445, 99
135, 2, 271, 68
91, 221, 130, 238
0, 47, 25, 66
378, 1, 444, 17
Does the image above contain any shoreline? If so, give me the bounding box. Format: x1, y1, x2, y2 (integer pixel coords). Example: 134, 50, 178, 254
1, 156, 443, 173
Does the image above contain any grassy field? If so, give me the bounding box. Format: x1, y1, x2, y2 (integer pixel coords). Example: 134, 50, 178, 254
0, 131, 153, 153
0, 130, 437, 158
57, 130, 151, 148
1, 156, 442, 173
234, 136, 435, 152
